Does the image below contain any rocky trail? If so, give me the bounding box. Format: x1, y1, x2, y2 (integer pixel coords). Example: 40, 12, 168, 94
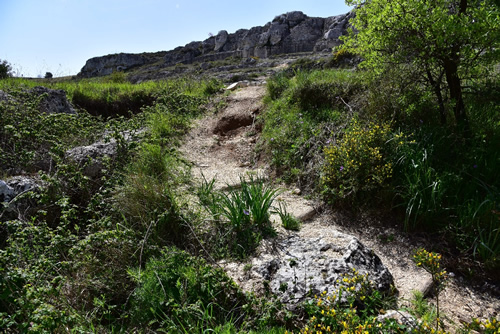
179, 83, 499, 331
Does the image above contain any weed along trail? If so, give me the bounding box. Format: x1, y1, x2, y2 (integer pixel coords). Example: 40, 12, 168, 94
180, 82, 500, 331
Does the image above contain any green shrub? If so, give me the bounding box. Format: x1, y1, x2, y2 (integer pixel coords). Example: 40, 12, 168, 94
115, 145, 189, 246
0, 59, 12, 79
106, 70, 128, 84
266, 71, 292, 100
322, 120, 406, 205
262, 69, 363, 188
0, 89, 105, 173
129, 247, 250, 333
0, 219, 78, 332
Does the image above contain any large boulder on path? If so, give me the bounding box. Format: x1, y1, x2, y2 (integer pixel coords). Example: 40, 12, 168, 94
261, 233, 393, 307
223, 230, 393, 310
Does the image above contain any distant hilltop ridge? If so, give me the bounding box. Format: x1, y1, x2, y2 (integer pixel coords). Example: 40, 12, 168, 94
78, 10, 354, 78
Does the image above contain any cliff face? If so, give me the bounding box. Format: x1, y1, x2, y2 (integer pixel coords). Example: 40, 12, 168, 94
78, 10, 353, 78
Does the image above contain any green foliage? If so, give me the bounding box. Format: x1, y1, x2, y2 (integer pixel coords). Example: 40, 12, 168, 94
114, 143, 190, 248
195, 175, 282, 258
0, 88, 105, 173
199, 176, 280, 259
392, 125, 500, 263
0, 59, 13, 79
0, 75, 221, 118
0, 219, 79, 332
0, 75, 229, 332
266, 71, 292, 100
463, 317, 500, 333
264, 57, 499, 266
273, 200, 301, 231
107, 70, 128, 83
393, 143, 446, 231
343, 0, 500, 128
299, 269, 399, 334
322, 120, 406, 205
262, 69, 362, 187
413, 249, 448, 331
129, 247, 250, 333
409, 290, 438, 326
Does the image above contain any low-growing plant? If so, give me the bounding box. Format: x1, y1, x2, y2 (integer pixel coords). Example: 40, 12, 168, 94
409, 290, 438, 326
197, 175, 281, 259
298, 269, 398, 334
413, 249, 448, 331
128, 247, 251, 333
394, 144, 447, 231
218, 176, 280, 258
273, 200, 301, 231
463, 317, 500, 334
197, 173, 221, 216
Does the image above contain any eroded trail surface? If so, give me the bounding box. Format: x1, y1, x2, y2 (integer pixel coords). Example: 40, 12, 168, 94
179, 84, 499, 331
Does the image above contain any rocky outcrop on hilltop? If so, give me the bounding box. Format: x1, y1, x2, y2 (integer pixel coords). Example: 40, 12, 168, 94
78, 10, 354, 78
78, 53, 148, 78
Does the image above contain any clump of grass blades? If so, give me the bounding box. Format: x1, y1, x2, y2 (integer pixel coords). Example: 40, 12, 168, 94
219, 176, 280, 257
273, 200, 301, 231
197, 175, 281, 259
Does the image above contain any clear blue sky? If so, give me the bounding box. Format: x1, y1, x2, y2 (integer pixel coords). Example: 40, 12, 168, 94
0, 0, 352, 78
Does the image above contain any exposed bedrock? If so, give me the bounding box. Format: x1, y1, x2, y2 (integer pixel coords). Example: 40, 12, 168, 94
78, 10, 354, 77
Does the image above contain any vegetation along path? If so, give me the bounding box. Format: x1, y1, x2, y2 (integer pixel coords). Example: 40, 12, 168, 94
180, 82, 500, 331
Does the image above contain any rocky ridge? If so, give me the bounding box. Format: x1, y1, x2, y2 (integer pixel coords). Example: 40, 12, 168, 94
78, 10, 354, 78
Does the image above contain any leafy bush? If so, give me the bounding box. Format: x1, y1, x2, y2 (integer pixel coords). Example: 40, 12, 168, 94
0, 89, 105, 173
0, 219, 78, 332
322, 120, 406, 205
0, 59, 12, 79
129, 247, 250, 332
262, 69, 362, 188
266, 71, 293, 100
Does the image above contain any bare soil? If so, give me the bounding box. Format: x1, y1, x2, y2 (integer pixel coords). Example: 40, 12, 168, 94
179, 83, 500, 332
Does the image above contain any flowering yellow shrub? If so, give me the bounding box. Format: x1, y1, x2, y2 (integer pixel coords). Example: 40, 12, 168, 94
466, 317, 500, 333
322, 120, 405, 203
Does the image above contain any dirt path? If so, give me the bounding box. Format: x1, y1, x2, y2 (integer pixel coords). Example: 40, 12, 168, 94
179, 83, 499, 331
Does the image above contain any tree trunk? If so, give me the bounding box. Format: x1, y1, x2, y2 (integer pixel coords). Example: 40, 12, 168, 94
443, 59, 470, 133
426, 67, 446, 125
